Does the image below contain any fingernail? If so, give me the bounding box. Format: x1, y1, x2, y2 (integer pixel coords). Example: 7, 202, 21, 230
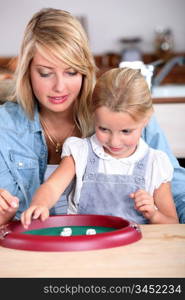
11, 201, 18, 208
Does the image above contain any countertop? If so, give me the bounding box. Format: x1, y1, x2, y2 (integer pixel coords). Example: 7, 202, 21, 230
0, 224, 185, 278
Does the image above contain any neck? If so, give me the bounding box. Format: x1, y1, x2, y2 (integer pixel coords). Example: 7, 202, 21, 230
39, 108, 74, 127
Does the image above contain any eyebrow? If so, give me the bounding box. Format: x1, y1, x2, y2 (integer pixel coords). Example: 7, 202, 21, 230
34, 64, 53, 69
34, 64, 73, 71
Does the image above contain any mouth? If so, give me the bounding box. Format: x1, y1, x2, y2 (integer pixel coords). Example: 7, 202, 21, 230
48, 95, 68, 104
108, 146, 123, 152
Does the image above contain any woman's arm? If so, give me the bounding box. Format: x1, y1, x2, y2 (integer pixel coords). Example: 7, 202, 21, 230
0, 190, 19, 225
21, 156, 75, 228
142, 115, 185, 223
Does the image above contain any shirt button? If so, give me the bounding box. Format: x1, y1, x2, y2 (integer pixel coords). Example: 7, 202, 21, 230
18, 162, 23, 167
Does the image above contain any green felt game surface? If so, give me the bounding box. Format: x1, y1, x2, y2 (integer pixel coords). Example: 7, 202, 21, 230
23, 226, 116, 236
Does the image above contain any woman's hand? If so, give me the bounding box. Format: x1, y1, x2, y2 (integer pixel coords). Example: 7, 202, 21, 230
130, 189, 157, 220
21, 205, 49, 229
0, 189, 19, 215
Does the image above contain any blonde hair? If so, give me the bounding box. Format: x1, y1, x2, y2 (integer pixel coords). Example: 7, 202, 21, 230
92, 67, 153, 121
12, 8, 96, 136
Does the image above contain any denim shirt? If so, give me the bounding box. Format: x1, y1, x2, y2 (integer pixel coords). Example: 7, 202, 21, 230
0, 101, 68, 219
0, 101, 185, 222
142, 116, 185, 223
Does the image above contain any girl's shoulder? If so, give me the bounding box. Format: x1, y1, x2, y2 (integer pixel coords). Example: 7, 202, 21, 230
64, 136, 88, 147
62, 137, 89, 157
149, 146, 172, 166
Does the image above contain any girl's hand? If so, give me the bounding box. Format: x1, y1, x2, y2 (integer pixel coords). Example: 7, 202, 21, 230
0, 189, 19, 215
21, 206, 49, 229
130, 189, 157, 220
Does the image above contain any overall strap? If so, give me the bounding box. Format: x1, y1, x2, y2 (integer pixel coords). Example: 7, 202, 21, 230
132, 149, 150, 189
83, 138, 100, 176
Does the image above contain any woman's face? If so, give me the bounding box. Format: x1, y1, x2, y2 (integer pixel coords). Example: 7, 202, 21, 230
30, 50, 83, 114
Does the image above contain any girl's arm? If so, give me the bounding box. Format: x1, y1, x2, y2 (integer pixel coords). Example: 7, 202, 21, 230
131, 182, 179, 224
21, 155, 75, 228
150, 182, 179, 223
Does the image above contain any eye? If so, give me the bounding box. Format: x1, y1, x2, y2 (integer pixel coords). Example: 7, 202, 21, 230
39, 72, 52, 78
122, 129, 132, 135
66, 69, 78, 76
98, 126, 108, 132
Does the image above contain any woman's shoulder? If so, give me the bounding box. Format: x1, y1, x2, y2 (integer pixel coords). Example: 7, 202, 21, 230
0, 102, 23, 122
0, 101, 35, 130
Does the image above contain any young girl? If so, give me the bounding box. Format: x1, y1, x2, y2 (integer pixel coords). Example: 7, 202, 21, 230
21, 68, 179, 227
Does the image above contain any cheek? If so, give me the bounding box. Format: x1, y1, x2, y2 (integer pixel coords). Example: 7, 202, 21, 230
31, 75, 47, 98
71, 76, 83, 95
96, 131, 106, 144
126, 132, 141, 146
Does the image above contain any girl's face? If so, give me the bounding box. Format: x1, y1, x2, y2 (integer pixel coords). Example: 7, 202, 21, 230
94, 106, 147, 158
30, 51, 83, 114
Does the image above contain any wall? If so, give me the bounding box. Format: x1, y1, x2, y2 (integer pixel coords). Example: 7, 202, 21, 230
0, 0, 185, 56
153, 103, 185, 158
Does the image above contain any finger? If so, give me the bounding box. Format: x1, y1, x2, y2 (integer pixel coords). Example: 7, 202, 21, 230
21, 212, 30, 229
40, 210, 49, 221
23, 207, 36, 228
133, 189, 146, 198
0, 206, 5, 214
0, 190, 19, 208
130, 189, 146, 199
0, 198, 9, 211
20, 213, 27, 228
32, 208, 44, 220
135, 199, 152, 209
137, 203, 155, 213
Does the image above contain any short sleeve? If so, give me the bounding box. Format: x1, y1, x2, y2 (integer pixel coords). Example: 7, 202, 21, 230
152, 150, 174, 189
61, 137, 88, 179
61, 137, 87, 158
61, 137, 75, 157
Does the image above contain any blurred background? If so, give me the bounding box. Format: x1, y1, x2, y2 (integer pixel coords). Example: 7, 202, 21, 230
0, 0, 185, 56
0, 0, 185, 164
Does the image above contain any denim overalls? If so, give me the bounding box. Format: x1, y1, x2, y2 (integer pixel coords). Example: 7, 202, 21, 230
78, 139, 149, 224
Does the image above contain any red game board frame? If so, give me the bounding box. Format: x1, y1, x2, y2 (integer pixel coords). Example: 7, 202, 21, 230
0, 214, 142, 251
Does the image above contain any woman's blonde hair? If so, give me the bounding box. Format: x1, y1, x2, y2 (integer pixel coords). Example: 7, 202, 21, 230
92, 67, 153, 121
12, 8, 96, 136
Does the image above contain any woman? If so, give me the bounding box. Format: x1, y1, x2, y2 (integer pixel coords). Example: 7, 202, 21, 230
0, 8, 184, 225
0, 8, 96, 225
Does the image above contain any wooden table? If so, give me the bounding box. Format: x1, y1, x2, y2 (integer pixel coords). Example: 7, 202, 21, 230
0, 224, 185, 278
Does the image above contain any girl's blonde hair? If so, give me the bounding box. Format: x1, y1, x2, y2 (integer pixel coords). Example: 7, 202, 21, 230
92, 67, 153, 121
12, 8, 96, 136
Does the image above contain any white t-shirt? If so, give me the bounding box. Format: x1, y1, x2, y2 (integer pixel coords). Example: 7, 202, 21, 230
62, 135, 173, 214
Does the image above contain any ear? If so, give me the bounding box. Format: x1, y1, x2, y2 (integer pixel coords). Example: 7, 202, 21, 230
143, 112, 153, 127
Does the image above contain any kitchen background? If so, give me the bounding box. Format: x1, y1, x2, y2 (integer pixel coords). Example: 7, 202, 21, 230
0, 0, 185, 55
0, 0, 185, 164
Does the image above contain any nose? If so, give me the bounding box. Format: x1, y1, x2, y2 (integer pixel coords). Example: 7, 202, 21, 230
108, 134, 121, 147
53, 75, 66, 93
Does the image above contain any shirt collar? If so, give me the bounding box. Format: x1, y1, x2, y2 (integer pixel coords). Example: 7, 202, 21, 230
28, 104, 42, 133
90, 134, 149, 163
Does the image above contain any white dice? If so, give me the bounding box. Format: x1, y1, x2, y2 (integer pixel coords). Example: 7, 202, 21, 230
86, 228, 96, 235
60, 227, 72, 236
